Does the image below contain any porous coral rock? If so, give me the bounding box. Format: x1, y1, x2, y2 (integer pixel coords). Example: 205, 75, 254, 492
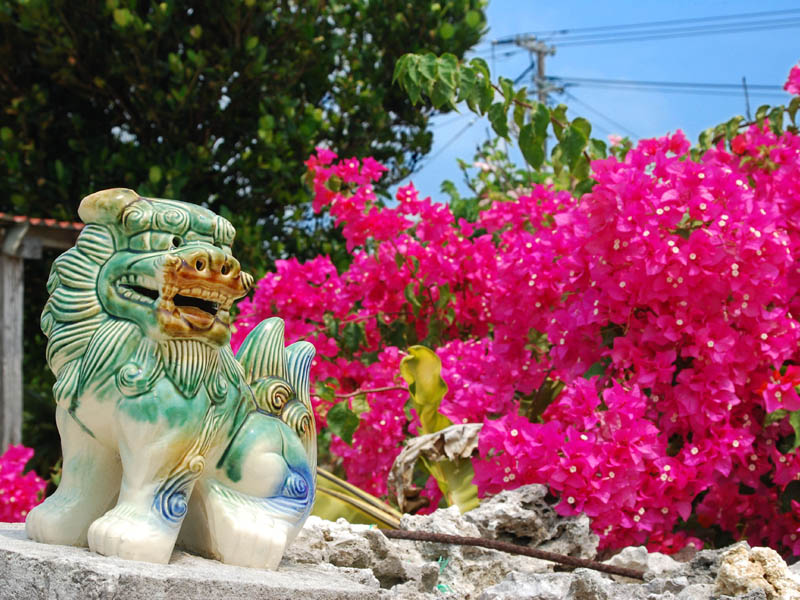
464, 484, 599, 559
714, 544, 800, 600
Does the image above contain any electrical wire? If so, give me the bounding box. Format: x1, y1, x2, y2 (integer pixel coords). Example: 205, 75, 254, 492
560, 90, 641, 139
557, 83, 786, 99
488, 8, 800, 45
549, 75, 782, 91
553, 18, 800, 47
425, 117, 480, 164
514, 61, 536, 85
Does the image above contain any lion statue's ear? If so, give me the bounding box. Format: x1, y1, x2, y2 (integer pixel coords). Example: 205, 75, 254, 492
78, 188, 140, 225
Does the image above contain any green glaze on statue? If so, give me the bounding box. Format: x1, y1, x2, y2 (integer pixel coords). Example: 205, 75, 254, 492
26, 189, 316, 569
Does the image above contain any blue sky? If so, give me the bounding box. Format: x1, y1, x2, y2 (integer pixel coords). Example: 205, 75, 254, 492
402, 1, 800, 199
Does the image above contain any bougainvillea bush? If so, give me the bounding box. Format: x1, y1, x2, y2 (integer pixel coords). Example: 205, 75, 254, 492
233, 66, 800, 555
0, 445, 46, 522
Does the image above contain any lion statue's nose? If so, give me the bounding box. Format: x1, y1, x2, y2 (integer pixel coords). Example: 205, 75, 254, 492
174, 246, 241, 279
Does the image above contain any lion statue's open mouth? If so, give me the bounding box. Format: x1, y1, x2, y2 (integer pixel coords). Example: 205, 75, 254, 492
114, 253, 254, 334
27, 189, 316, 571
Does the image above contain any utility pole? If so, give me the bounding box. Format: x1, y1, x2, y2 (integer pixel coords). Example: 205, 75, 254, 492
742, 76, 752, 121
511, 36, 557, 154
513, 36, 557, 106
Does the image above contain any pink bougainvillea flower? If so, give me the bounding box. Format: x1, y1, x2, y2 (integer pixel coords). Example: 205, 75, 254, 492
0, 445, 46, 523
784, 62, 800, 95
236, 117, 800, 556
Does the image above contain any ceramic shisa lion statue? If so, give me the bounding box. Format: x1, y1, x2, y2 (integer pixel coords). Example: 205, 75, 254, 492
25, 189, 316, 569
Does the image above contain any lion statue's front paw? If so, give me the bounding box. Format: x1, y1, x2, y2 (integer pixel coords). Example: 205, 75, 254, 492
88, 505, 177, 564
208, 503, 290, 569
26, 492, 88, 547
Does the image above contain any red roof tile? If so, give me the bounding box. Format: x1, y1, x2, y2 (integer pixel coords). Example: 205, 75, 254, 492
0, 213, 83, 231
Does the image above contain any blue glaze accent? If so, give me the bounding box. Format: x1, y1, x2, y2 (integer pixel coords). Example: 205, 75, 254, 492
153, 475, 191, 525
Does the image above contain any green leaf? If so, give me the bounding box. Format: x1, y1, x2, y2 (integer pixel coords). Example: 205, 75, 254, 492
532, 102, 549, 137
435, 283, 452, 310
148, 165, 162, 184
588, 138, 607, 159
499, 77, 514, 112
574, 178, 596, 196
768, 106, 785, 134
418, 52, 438, 84
0, 127, 13, 142
512, 87, 528, 129
327, 402, 360, 445
551, 104, 568, 130
315, 383, 336, 402
405, 78, 422, 105
392, 54, 410, 84
488, 102, 509, 139
765, 409, 788, 427
341, 321, 364, 353
465, 10, 481, 27
789, 97, 800, 124
583, 362, 606, 379
437, 53, 459, 89
426, 454, 479, 513
468, 57, 490, 81
439, 22, 455, 39
405, 53, 422, 87
698, 127, 713, 149
571, 154, 591, 180
350, 393, 370, 417
725, 115, 744, 140
755, 104, 771, 123
571, 117, 591, 140
712, 123, 726, 142
519, 123, 544, 169
400, 346, 451, 435
431, 79, 454, 109
791, 410, 800, 451
457, 65, 476, 104
112, 8, 132, 27
560, 124, 588, 169
477, 83, 494, 114
404, 282, 421, 308
54, 159, 66, 182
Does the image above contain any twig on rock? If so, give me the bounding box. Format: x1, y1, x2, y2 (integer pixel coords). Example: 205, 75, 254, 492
381, 529, 645, 581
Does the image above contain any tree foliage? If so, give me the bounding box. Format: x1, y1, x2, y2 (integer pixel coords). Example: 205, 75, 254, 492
1, 0, 486, 477
0, 0, 486, 270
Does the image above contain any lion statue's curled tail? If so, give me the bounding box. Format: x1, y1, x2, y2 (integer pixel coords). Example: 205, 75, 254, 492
26, 188, 316, 569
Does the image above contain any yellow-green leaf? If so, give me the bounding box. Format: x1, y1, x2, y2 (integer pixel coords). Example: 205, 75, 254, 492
112, 8, 132, 27
400, 345, 451, 435
148, 165, 162, 184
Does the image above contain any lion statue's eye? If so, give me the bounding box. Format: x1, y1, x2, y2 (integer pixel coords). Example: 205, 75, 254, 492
172, 236, 182, 248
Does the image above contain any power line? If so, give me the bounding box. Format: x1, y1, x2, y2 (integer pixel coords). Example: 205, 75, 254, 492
549, 75, 783, 91
561, 90, 640, 139
552, 18, 800, 47
425, 117, 480, 164
558, 83, 786, 99
471, 48, 526, 61
432, 114, 471, 130
488, 8, 800, 44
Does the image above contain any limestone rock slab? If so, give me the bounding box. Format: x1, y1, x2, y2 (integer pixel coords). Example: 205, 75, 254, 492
0, 523, 383, 600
